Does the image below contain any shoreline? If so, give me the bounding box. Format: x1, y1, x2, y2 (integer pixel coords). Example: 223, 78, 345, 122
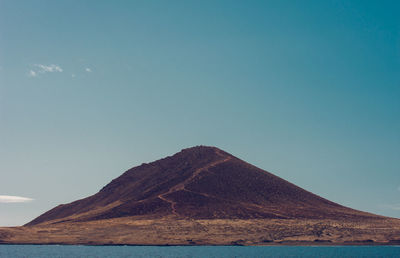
2, 218, 400, 246
1, 242, 400, 247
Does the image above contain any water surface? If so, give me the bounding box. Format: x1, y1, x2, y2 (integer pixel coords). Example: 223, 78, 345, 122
1, 245, 400, 258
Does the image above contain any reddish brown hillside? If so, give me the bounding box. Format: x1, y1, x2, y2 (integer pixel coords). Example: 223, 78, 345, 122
26, 146, 380, 226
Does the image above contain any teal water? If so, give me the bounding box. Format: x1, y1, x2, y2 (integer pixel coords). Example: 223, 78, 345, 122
1, 245, 400, 258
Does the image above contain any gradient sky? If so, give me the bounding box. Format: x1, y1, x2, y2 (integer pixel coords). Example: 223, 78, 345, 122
0, 0, 399, 226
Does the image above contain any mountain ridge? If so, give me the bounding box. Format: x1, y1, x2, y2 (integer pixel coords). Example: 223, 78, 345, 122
26, 145, 381, 226
1, 145, 400, 245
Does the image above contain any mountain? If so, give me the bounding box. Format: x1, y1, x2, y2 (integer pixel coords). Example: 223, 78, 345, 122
26, 146, 378, 226
1, 146, 399, 245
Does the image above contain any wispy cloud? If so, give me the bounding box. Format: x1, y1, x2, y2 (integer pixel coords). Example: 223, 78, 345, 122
0, 195, 34, 203
28, 70, 37, 77
27, 64, 63, 78
26, 63, 94, 78
35, 64, 63, 73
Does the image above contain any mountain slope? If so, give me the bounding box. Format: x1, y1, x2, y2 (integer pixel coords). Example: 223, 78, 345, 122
26, 146, 380, 226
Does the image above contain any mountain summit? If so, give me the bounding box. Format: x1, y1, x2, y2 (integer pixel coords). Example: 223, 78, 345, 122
2, 146, 399, 245
27, 146, 378, 226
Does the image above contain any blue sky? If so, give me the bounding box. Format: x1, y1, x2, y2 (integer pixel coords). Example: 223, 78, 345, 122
0, 0, 399, 226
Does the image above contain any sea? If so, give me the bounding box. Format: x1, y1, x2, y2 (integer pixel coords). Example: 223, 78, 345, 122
1, 245, 400, 258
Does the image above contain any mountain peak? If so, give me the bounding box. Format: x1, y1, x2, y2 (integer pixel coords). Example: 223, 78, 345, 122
181, 145, 219, 151
178, 145, 230, 159
26, 146, 379, 226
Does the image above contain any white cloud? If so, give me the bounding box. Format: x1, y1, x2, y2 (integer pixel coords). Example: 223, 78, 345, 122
0, 195, 34, 203
35, 64, 63, 73
85, 67, 92, 72
28, 70, 37, 77
71, 74, 76, 78
27, 64, 63, 78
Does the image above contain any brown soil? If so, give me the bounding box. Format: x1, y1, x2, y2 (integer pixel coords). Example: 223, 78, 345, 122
1, 217, 400, 245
